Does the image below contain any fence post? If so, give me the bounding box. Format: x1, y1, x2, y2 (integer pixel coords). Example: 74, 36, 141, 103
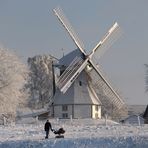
138, 116, 141, 126
105, 114, 108, 126
70, 115, 73, 123
3, 116, 6, 125
36, 116, 38, 124
56, 117, 59, 124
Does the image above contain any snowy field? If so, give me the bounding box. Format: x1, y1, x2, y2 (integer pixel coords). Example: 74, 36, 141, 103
0, 119, 148, 148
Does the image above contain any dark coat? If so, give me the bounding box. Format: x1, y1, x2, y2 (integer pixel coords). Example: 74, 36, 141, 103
44, 121, 52, 131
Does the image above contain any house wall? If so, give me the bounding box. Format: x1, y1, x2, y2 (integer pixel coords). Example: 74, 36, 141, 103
73, 105, 91, 118
53, 104, 101, 119
53, 105, 72, 119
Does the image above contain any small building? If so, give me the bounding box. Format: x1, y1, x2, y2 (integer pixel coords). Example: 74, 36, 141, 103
122, 115, 144, 125
143, 105, 148, 124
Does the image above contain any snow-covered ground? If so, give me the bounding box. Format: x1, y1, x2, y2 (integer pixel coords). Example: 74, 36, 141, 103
0, 118, 148, 148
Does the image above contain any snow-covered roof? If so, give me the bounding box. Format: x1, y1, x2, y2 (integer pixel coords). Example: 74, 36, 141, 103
123, 115, 144, 124
59, 49, 84, 67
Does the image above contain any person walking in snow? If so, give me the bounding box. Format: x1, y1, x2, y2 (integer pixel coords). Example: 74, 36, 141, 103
44, 120, 52, 139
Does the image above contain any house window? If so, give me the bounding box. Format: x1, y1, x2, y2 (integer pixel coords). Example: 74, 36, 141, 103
62, 105, 68, 111
79, 81, 82, 86
62, 113, 68, 118
95, 105, 98, 111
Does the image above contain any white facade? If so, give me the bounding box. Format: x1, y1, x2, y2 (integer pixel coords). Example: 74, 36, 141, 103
51, 49, 101, 119
53, 104, 101, 119
51, 71, 101, 119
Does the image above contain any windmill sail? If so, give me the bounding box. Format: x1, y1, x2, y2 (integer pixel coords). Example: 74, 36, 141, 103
53, 7, 86, 55
56, 22, 121, 94
56, 56, 88, 93
89, 22, 121, 58
87, 60, 125, 109
53, 6, 125, 110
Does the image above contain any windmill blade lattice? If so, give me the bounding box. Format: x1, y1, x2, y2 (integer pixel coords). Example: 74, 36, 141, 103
53, 7, 85, 54
87, 61, 125, 109
92, 23, 123, 60
89, 22, 121, 58
56, 56, 84, 92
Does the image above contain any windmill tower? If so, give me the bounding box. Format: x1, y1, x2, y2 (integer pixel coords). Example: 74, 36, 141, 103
50, 7, 125, 119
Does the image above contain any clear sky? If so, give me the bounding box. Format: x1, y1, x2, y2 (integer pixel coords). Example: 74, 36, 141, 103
0, 0, 148, 105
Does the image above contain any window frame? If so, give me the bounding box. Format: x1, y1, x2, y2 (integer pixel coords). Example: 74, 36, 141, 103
62, 105, 68, 111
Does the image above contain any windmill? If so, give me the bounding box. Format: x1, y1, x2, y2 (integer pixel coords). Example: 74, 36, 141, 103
50, 7, 126, 119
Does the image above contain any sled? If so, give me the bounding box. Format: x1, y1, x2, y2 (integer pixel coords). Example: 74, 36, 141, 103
55, 135, 64, 138
52, 128, 65, 138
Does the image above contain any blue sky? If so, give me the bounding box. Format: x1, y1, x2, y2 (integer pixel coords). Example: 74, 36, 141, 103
0, 0, 148, 105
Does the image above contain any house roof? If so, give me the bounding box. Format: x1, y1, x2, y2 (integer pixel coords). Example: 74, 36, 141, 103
121, 115, 144, 125
59, 49, 84, 67
143, 105, 148, 118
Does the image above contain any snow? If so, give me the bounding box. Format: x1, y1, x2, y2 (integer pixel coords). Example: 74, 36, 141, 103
0, 119, 148, 148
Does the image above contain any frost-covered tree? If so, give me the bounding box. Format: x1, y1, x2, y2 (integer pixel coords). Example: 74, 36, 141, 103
26, 55, 54, 109
0, 48, 28, 121
144, 64, 148, 92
